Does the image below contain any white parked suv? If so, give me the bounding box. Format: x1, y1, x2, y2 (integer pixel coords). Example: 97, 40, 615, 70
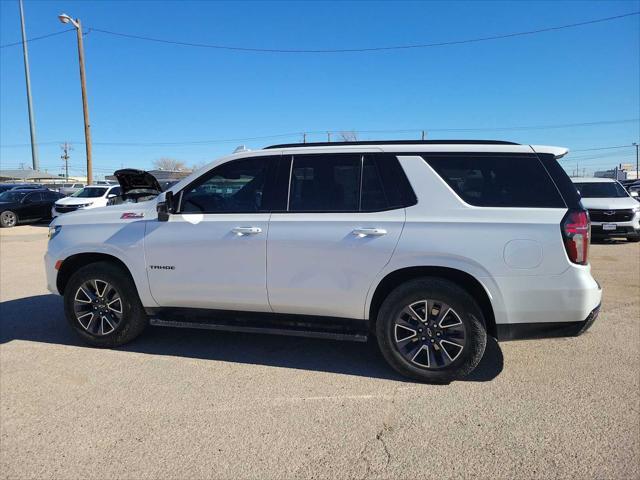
52, 185, 121, 218
571, 177, 640, 242
45, 141, 602, 382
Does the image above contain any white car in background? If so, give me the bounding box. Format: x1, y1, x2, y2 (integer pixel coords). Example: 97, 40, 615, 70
58, 183, 86, 196
572, 177, 640, 242
52, 185, 121, 218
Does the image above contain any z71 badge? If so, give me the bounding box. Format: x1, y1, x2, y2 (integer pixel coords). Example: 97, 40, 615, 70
121, 212, 144, 219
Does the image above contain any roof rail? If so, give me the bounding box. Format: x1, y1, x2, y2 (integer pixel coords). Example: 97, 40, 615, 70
264, 139, 520, 149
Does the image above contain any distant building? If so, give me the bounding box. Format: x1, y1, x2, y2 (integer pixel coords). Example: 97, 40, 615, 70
0, 169, 60, 182
594, 164, 639, 181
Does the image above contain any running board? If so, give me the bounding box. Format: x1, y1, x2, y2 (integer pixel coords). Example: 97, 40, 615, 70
147, 308, 369, 343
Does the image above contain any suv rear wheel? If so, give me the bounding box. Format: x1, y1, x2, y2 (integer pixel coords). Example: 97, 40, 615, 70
376, 277, 486, 383
63, 261, 147, 347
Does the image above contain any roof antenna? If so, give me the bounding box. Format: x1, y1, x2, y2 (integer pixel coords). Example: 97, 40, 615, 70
233, 145, 250, 153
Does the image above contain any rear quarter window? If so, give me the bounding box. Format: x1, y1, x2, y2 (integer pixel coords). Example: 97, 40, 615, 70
422, 154, 565, 208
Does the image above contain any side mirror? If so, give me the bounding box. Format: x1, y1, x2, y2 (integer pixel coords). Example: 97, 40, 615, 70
107, 194, 116, 198
631, 191, 638, 197
157, 190, 174, 222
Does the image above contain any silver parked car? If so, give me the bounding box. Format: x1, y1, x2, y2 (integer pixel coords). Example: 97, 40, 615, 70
58, 183, 86, 196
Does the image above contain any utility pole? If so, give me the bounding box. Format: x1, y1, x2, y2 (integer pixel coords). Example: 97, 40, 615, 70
421, 130, 425, 141
60, 142, 72, 181
302, 133, 307, 144
19, 0, 39, 171
327, 132, 331, 143
58, 13, 92, 184
633, 143, 639, 180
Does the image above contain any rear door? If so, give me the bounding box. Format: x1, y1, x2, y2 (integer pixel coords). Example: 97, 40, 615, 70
42, 191, 61, 217
267, 153, 412, 319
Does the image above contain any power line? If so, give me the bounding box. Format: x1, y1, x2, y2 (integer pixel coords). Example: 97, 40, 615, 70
571, 145, 636, 152
2, 11, 637, 52
0, 28, 74, 49
1, 119, 638, 148
88, 11, 639, 53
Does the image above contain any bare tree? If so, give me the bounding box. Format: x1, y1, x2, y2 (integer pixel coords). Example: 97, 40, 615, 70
190, 161, 207, 171
338, 131, 359, 142
153, 158, 187, 171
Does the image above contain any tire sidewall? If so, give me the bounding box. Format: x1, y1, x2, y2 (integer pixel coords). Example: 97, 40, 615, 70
0, 211, 17, 228
63, 263, 145, 347
376, 278, 487, 383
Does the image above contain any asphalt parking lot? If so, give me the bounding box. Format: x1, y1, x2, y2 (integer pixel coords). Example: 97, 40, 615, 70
1, 225, 638, 479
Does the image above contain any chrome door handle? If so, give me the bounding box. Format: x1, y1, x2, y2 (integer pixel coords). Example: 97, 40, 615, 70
232, 226, 262, 235
352, 228, 387, 237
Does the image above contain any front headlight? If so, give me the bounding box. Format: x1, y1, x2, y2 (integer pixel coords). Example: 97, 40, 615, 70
77, 203, 93, 208
48, 225, 61, 241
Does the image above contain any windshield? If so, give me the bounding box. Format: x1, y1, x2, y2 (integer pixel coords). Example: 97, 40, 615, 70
575, 182, 629, 198
0, 191, 28, 202
71, 187, 108, 198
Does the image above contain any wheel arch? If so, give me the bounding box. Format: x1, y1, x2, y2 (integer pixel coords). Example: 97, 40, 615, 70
367, 266, 497, 338
56, 252, 136, 295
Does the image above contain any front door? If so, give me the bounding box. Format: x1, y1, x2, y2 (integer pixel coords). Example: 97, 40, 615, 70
267, 153, 409, 320
144, 156, 278, 312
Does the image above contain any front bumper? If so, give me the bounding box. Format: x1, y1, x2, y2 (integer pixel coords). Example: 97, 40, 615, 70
44, 250, 60, 294
591, 224, 640, 238
497, 304, 601, 341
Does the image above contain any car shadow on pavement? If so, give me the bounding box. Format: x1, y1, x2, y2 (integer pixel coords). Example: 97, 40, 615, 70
0, 294, 503, 383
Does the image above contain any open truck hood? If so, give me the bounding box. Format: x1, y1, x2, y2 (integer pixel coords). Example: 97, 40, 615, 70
114, 169, 162, 194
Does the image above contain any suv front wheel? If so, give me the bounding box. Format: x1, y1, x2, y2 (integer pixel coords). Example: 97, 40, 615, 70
376, 278, 487, 383
63, 261, 147, 347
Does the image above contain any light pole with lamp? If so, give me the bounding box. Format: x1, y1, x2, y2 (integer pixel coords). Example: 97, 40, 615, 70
58, 13, 92, 184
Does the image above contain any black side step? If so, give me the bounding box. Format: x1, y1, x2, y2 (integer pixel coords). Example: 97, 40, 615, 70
147, 307, 369, 343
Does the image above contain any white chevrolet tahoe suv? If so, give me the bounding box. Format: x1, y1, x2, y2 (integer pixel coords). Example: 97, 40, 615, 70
571, 177, 640, 242
45, 140, 602, 382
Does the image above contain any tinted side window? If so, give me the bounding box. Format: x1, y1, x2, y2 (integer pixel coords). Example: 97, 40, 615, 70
423, 154, 565, 208
110, 187, 122, 196
25, 192, 43, 202
44, 191, 59, 200
261, 155, 290, 212
181, 157, 270, 213
364, 154, 418, 211
536, 153, 580, 209
361, 157, 387, 211
289, 154, 360, 212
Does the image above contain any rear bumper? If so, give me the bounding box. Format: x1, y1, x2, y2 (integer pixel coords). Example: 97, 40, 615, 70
496, 304, 601, 341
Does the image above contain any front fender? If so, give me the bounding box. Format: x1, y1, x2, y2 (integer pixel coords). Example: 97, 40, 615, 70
45, 220, 156, 307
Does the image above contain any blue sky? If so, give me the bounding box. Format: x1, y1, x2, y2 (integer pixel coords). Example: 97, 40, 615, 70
1, 0, 639, 179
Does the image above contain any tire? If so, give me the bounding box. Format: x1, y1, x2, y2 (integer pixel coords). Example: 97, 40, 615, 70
0, 210, 18, 228
63, 261, 147, 347
376, 277, 487, 383
627, 236, 640, 243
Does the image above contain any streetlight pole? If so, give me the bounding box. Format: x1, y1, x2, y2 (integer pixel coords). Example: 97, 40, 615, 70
633, 143, 639, 181
59, 13, 92, 184
19, 0, 39, 171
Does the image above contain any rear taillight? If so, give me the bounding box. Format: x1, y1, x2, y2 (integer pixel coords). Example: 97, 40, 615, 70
561, 209, 590, 265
